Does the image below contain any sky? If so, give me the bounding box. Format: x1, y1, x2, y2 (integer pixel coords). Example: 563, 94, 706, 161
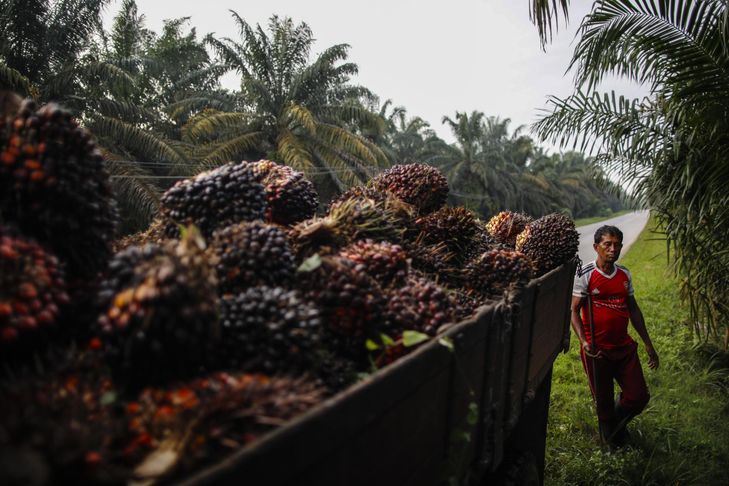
104, 0, 648, 149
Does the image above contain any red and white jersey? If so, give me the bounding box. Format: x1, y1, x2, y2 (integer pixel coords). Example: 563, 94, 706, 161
573, 261, 635, 349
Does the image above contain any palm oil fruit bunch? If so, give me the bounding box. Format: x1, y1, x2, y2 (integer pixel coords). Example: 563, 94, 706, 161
415, 206, 480, 263
0, 100, 118, 278
218, 286, 322, 373
288, 196, 399, 261
516, 213, 579, 276
249, 159, 319, 226
0, 226, 69, 347
96, 228, 219, 389
370, 163, 449, 215
339, 240, 409, 288
159, 161, 266, 238
486, 211, 533, 247
296, 256, 385, 363
384, 275, 461, 336
465, 248, 534, 296
122, 372, 323, 478
208, 221, 295, 294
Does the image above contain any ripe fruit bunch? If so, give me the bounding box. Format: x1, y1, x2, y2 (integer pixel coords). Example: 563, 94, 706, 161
384, 276, 462, 336
218, 286, 322, 373
96, 231, 219, 389
465, 249, 534, 296
486, 211, 532, 247
338, 240, 409, 288
0, 363, 126, 485
463, 222, 496, 262
0, 226, 69, 345
516, 213, 579, 276
249, 159, 319, 226
370, 163, 448, 215
209, 222, 295, 294
296, 256, 385, 363
122, 372, 323, 478
0, 100, 118, 278
288, 196, 400, 261
159, 161, 266, 238
415, 206, 480, 264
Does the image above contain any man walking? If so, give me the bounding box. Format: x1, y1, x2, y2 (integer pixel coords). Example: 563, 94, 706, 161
571, 225, 659, 446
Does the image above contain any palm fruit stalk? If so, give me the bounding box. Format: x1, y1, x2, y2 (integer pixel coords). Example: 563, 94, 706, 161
0, 225, 69, 350
465, 248, 534, 297
338, 240, 409, 288
248, 159, 319, 226
515, 213, 579, 276
208, 222, 295, 294
113, 218, 167, 253
288, 196, 400, 261
159, 161, 266, 239
0, 100, 118, 279
217, 286, 322, 373
96, 228, 219, 390
369, 163, 449, 215
120, 372, 323, 482
296, 255, 385, 364
485, 211, 533, 247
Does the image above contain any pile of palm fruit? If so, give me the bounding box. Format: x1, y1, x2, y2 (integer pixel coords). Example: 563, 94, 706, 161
0, 99, 579, 485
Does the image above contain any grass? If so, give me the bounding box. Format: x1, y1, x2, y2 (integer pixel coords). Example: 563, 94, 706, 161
574, 209, 633, 228
545, 217, 729, 485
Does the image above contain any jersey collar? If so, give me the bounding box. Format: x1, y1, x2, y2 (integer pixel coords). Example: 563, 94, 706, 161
592, 260, 618, 278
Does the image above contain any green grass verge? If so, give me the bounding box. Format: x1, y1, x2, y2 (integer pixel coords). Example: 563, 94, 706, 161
574, 209, 633, 228
545, 217, 729, 485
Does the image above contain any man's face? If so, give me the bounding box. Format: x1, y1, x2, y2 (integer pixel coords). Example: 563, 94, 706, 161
594, 233, 623, 264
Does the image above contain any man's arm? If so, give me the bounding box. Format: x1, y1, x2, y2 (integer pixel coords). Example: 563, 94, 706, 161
627, 295, 659, 369
570, 295, 599, 357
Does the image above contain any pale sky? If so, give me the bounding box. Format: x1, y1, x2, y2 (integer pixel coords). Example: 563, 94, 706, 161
104, 0, 648, 149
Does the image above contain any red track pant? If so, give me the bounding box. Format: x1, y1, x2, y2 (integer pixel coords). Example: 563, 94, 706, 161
580, 341, 650, 422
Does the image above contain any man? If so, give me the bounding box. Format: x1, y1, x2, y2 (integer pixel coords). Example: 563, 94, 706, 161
571, 225, 659, 446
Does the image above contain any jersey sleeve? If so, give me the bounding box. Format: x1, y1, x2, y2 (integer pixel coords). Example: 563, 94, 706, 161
621, 265, 635, 296
572, 267, 589, 297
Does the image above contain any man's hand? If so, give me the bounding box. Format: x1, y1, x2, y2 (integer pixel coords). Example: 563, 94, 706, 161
582, 340, 602, 358
645, 344, 659, 370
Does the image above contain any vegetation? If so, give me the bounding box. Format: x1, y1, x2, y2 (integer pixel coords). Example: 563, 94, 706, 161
547, 219, 729, 485
534, 0, 729, 344
0, 0, 626, 234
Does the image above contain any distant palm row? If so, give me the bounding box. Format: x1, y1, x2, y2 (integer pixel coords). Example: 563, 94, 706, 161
0, 0, 626, 234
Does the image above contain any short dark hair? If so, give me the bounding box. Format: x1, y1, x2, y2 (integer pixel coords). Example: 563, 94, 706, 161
594, 225, 623, 244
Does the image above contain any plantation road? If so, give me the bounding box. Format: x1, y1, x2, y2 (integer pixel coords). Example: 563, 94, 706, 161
577, 210, 650, 264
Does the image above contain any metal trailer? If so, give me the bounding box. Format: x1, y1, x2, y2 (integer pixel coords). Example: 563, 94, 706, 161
181, 260, 577, 486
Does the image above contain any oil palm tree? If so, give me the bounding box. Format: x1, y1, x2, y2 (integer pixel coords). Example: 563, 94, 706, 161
185, 13, 388, 197
534, 0, 729, 342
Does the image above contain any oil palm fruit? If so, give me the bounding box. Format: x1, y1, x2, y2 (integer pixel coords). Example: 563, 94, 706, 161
485, 211, 532, 247
296, 255, 385, 363
515, 213, 579, 276
370, 163, 448, 215
384, 275, 462, 336
208, 222, 295, 294
415, 206, 480, 264
465, 249, 534, 296
113, 218, 167, 253
248, 159, 319, 226
0, 100, 118, 278
96, 228, 219, 389
338, 240, 409, 288
0, 226, 69, 347
159, 161, 266, 238
218, 286, 322, 373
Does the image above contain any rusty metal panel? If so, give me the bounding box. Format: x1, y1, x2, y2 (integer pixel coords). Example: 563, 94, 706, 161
442, 305, 495, 482
504, 284, 537, 434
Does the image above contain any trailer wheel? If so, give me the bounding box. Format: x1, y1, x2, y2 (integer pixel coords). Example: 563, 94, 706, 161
503, 451, 539, 486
